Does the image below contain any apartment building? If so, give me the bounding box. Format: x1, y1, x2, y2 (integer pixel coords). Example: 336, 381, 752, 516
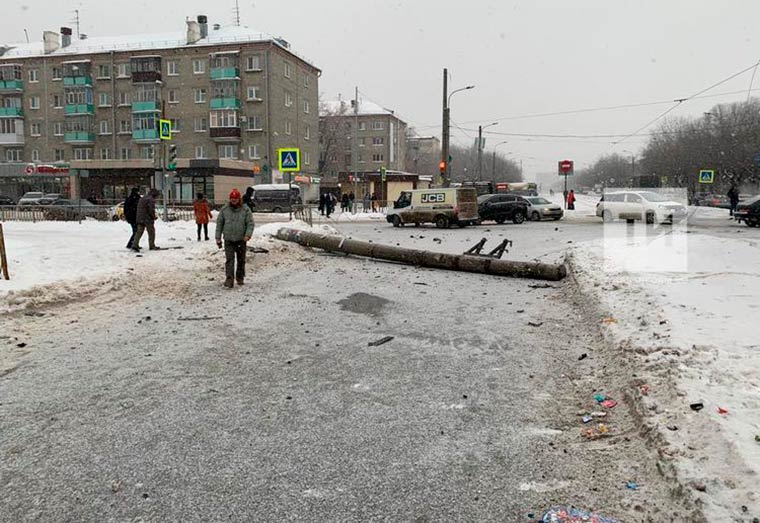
0, 16, 319, 203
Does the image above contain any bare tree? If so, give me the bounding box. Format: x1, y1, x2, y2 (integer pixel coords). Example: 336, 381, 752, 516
318, 99, 352, 177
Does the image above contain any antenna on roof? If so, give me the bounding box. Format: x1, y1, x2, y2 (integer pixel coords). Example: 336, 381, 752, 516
23, 29, 30, 43
71, 9, 81, 38
233, 0, 241, 26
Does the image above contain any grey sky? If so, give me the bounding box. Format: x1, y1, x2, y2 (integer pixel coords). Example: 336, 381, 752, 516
4, 1, 760, 178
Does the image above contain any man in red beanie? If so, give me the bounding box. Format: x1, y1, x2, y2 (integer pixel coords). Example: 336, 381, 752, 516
215, 188, 254, 288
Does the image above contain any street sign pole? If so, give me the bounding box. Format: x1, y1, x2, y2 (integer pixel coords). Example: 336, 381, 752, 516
564, 174, 568, 210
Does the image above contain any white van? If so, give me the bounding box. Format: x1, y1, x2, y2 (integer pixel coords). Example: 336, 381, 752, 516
596, 190, 687, 224
386, 188, 479, 228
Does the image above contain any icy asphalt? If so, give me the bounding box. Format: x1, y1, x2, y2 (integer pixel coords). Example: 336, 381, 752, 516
0, 218, 708, 522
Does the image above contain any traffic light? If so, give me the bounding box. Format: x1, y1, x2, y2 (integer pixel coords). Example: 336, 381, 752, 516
168, 144, 177, 171
439, 160, 446, 174
380, 166, 387, 182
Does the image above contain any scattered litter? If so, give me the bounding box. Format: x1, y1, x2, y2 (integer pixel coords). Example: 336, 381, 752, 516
582, 415, 593, 424
247, 246, 270, 254
690, 402, 704, 412
640, 384, 650, 395
602, 317, 618, 324
666, 424, 679, 431
528, 283, 554, 289
177, 316, 223, 321
368, 336, 394, 347
717, 407, 729, 415
594, 393, 607, 403
540, 505, 619, 523
691, 481, 707, 492
516, 309, 525, 314
578, 353, 588, 361
601, 399, 618, 409
412, 282, 429, 286
590, 411, 607, 418
528, 321, 544, 327
16, 342, 26, 348
581, 424, 610, 440
754, 434, 760, 442
625, 482, 639, 490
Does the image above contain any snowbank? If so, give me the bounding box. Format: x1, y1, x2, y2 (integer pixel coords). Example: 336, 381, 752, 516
572, 231, 760, 520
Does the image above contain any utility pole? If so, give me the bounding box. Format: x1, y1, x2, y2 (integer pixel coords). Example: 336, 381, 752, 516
441, 68, 449, 188
477, 125, 483, 181
161, 100, 169, 222
491, 150, 496, 180
354, 86, 359, 209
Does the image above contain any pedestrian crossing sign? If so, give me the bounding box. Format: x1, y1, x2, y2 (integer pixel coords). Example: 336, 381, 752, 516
278, 148, 300, 172
159, 119, 172, 141
698, 170, 714, 184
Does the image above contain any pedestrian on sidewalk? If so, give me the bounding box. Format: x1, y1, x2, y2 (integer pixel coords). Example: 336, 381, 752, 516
326, 193, 336, 218
124, 188, 140, 249
349, 192, 355, 212
341, 193, 349, 212
215, 188, 254, 288
363, 192, 371, 213
131, 188, 161, 252
243, 186, 255, 212
567, 189, 576, 210
193, 192, 213, 241
727, 185, 740, 218
318, 193, 326, 215
371, 192, 378, 212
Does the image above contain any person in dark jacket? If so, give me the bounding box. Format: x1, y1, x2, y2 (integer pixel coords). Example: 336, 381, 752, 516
242, 187, 255, 212
215, 188, 254, 288
123, 188, 140, 249
318, 193, 326, 215
727, 185, 740, 217
131, 188, 161, 252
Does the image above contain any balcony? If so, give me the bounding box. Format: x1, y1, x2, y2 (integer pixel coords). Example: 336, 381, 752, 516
63, 76, 93, 87
0, 107, 23, 118
210, 67, 240, 80
132, 129, 159, 142
210, 97, 241, 110
131, 70, 162, 83
132, 101, 160, 113
64, 131, 95, 143
209, 126, 241, 141
0, 132, 24, 145
0, 80, 23, 92
65, 104, 95, 115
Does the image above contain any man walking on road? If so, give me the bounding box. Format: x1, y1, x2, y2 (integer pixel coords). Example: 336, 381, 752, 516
728, 185, 740, 218
215, 188, 254, 288
131, 188, 161, 252
124, 188, 140, 249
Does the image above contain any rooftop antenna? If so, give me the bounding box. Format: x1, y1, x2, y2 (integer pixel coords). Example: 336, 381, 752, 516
23, 29, 29, 43
72, 9, 81, 38
233, 0, 241, 26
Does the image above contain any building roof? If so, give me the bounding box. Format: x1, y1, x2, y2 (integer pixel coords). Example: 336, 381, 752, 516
0, 23, 318, 69
320, 98, 396, 118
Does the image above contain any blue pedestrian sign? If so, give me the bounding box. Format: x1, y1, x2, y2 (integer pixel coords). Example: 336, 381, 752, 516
278, 148, 300, 172
698, 169, 714, 184
754, 153, 760, 167
159, 119, 172, 141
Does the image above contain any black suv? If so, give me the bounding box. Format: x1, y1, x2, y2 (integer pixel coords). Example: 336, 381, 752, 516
734, 196, 760, 227
477, 194, 528, 224
0, 195, 15, 206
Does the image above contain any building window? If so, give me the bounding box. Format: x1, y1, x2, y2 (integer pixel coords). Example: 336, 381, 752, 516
98, 92, 111, 107
304, 151, 310, 165
74, 148, 93, 160
344, 154, 351, 165
218, 144, 237, 159
209, 110, 237, 128
359, 122, 366, 131
305, 125, 311, 140
304, 75, 310, 88
246, 86, 261, 101
372, 137, 384, 146
194, 88, 207, 103
246, 55, 261, 71
192, 59, 206, 74
119, 120, 131, 134
248, 144, 261, 159
100, 148, 111, 160
52, 67, 62, 80
303, 100, 309, 114
170, 118, 180, 133
118, 92, 130, 106
32, 149, 40, 162
358, 137, 366, 147
54, 149, 65, 162
194, 117, 208, 132
168, 89, 179, 103
53, 94, 63, 108
5, 149, 21, 162
358, 153, 364, 163
284, 62, 292, 78
120, 147, 132, 160
246, 115, 262, 131
117, 63, 130, 78
97, 64, 111, 79
53, 122, 64, 136
0, 120, 16, 134
30, 123, 42, 136
285, 120, 292, 135
372, 153, 384, 162
167, 61, 179, 76
28, 69, 39, 82
285, 91, 293, 107
99, 120, 110, 135
65, 87, 93, 106
30, 96, 40, 110
195, 145, 206, 159
141, 146, 155, 160
373, 121, 384, 130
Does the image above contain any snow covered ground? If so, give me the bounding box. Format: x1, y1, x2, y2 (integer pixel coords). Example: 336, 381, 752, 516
571, 216, 760, 520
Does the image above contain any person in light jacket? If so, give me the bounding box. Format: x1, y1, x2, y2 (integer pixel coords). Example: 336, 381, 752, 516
215, 188, 254, 288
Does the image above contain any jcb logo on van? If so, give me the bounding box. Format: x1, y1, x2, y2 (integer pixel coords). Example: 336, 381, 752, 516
421, 193, 446, 203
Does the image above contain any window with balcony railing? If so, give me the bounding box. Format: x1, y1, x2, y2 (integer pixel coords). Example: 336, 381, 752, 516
212, 83, 239, 99
212, 54, 239, 69
133, 114, 157, 131
134, 83, 159, 103
65, 116, 94, 133
63, 63, 91, 78
65, 87, 93, 106
209, 110, 238, 128
0, 65, 22, 81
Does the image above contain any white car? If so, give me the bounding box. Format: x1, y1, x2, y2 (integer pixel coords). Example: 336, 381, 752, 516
596, 190, 687, 224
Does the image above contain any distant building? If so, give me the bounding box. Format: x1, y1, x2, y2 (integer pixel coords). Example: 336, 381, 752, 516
405, 135, 440, 175
0, 15, 319, 203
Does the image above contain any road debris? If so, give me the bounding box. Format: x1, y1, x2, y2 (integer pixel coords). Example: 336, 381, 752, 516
540, 505, 619, 522
581, 423, 610, 440
528, 321, 544, 327
600, 399, 618, 409
177, 316, 223, 321
368, 336, 394, 347
601, 317, 618, 324
717, 406, 729, 415
626, 481, 639, 490
690, 402, 704, 412
578, 353, 588, 361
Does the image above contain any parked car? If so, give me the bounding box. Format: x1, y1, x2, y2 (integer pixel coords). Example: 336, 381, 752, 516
17, 191, 45, 206
38, 193, 61, 205
110, 202, 125, 221
44, 199, 109, 221
733, 195, 760, 227
477, 193, 528, 224
596, 190, 687, 224
520, 196, 564, 221
0, 195, 15, 206
693, 193, 730, 208
250, 184, 302, 212
387, 188, 479, 228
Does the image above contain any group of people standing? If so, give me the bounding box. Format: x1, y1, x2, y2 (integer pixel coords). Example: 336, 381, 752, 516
124, 188, 162, 252
318, 191, 378, 217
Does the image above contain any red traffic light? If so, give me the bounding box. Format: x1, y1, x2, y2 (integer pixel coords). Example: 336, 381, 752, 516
439, 160, 446, 173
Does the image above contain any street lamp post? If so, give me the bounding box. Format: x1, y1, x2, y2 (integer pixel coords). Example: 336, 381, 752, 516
491, 141, 509, 180
477, 122, 498, 181
622, 149, 636, 186
441, 69, 474, 187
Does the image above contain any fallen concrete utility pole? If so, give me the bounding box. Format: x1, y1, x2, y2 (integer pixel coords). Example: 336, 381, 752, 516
276, 228, 567, 281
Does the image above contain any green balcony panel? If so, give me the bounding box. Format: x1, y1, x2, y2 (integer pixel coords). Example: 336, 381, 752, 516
0, 107, 23, 118
0, 80, 23, 91
64, 104, 95, 115
132, 101, 160, 113
133, 129, 159, 141
210, 67, 240, 80
64, 131, 95, 143
210, 97, 241, 110
63, 76, 93, 86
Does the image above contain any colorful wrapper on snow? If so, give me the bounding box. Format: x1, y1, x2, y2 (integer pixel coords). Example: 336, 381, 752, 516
541, 506, 619, 523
